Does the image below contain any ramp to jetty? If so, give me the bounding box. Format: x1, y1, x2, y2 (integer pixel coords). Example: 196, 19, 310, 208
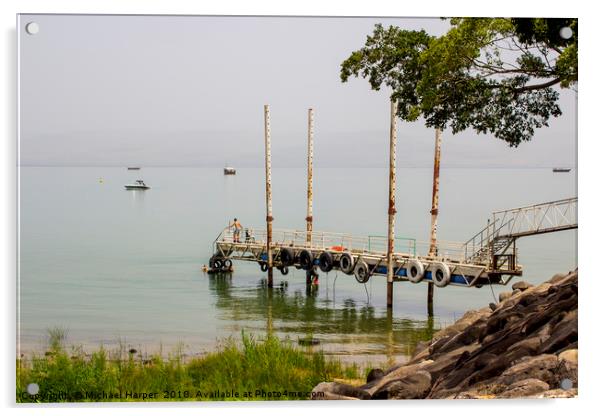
464, 197, 577, 275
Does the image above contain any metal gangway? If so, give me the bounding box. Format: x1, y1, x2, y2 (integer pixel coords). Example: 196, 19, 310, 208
464, 197, 577, 275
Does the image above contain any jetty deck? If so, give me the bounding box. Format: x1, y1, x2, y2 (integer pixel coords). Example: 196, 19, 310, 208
212, 229, 494, 287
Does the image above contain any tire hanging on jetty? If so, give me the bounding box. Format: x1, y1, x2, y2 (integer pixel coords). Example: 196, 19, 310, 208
223, 258, 233, 269
406, 258, 425, 283
318, 251, 334, 273
354, 260, 370, 283
431, 262, 451, 287
260, 262, 268, 272
209, 256, 223, 270
299, 250, 314, 270
279, 266, 289, 276
280, 247, 295, 267
339, 252, 355, 275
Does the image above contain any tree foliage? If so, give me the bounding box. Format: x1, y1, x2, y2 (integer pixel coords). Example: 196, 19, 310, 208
341, 18, 577, 146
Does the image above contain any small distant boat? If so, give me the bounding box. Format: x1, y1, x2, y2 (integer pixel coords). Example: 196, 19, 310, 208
127, 167, 141, 170
553, 168, 571, 173
124, 180, 150, 190
224, 166, 236, 175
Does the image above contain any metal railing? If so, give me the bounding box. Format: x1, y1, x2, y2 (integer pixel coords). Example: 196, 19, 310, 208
492, 197, 577, 239
215, 227, 470, 263
463, 197, 577, 264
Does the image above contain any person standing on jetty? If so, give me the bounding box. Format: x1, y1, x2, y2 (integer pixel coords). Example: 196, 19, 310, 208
229, 218, 243, 243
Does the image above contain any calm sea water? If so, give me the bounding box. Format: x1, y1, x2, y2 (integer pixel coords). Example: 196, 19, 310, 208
18, 167, 577, 363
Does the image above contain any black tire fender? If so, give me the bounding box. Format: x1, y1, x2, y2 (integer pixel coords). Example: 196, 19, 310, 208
406, 258, 424, 283
298, 250, 314, 270
339, 252, 355, 275
209, 255, 222, 269
318, 251, 334, 273
432, 262, 451, 287
280, 247, 295, 267
354, 260, 370, 284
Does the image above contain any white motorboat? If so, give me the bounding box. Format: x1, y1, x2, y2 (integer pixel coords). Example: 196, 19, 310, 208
124, 180, 150, 190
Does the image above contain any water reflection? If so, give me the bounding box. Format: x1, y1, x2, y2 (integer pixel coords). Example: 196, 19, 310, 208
206, 273, 437, 362
129, 188, 146, 204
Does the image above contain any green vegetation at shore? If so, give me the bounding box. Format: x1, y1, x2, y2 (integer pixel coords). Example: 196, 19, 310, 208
17, 332, 361, 402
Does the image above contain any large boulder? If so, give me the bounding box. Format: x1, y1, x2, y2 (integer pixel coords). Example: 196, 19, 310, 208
512, 281, 534, 291
558, 348, 578, 365
372, 371, 432, 400
496, 355, 560, 386
360, 361, 433, 396
499, 291, 513, 302
497, 378, 550, 398
430, 307, 491, 343
311, 382, 371, 400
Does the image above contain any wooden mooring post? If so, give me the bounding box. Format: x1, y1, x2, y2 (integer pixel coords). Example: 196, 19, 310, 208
386, 100, 398, 309
427, 128, 442, 316
264, 104, 274, 288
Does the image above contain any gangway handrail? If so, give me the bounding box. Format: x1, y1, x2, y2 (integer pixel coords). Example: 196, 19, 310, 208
463, 197, 577, 263
491, 196, 577, 215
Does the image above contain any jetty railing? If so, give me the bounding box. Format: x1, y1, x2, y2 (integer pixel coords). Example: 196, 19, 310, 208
216, 227, 469, 263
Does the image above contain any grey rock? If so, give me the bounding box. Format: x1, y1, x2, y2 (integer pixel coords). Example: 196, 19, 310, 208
558, 348, 577, 365
497, 354, 559, 386
431, 307, 491, 343
497, 378, 550, 398
372, 371, 432, 400
408, 348, 431, 365
506, 335, 546, 356
548, 272, 569, 284
535, 388, 578, 398
548, 271, 577, 286
423, 344, 479, 379
363, 360, 433, 396
366, 368, 385, 383
411, 340, 430, 358
538, 312, 577, 354
512, 281, 534, 291
311, 382, 371, 400
498, 291, 513, 302
314, 391, 360, 400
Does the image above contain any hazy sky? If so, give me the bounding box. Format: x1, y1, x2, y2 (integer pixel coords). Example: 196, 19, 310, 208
18, 14, 577, 168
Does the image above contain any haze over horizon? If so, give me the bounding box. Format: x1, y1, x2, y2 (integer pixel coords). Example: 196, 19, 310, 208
18, 15, 577, 169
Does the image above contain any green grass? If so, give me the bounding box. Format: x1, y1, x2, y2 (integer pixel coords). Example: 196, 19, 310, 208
17, 332, 362, 402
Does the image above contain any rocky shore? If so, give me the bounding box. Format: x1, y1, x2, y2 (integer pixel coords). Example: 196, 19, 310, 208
312, 270, 578, 400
